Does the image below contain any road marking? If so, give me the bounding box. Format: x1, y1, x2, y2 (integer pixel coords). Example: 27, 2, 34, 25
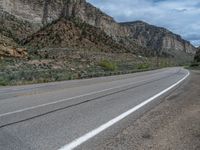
0, 70, 175, 118
59, 70, 190, 150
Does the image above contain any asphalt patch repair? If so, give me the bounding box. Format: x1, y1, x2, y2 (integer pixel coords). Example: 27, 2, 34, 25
94, 70, 200, 150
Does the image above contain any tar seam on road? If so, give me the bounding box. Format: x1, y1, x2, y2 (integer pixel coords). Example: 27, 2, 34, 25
0, 69, 181, 128
58, 70, 190, 150
0, 70, 180, 118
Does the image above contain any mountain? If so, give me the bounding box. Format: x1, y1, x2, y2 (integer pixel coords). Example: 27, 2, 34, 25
0, 0, 197, 85
120, 21, 196, 55
0, 0, 196, 56
0, 0, 126, 37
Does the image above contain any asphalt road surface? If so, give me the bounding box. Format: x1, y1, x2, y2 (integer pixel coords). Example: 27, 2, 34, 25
0, 67, 190, 150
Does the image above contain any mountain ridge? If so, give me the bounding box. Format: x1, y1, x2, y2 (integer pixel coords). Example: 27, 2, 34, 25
0, 0, 197, 56
120, 21, 196, 54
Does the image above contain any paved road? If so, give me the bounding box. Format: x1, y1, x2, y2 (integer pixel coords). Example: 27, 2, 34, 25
87, 70, 200, 150
0, 67, 189, 150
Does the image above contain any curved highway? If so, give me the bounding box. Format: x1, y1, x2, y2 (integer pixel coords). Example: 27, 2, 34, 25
0, 67, 189, 150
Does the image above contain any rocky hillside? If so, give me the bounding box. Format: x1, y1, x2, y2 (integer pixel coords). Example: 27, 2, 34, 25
0, 33, 27, 58
0, 11, 37, 42
120, 21, 196, 55
0, 11, 35, 58
0, 0, 126, 37
23, 18, 135, 53
0, 0, 196, 56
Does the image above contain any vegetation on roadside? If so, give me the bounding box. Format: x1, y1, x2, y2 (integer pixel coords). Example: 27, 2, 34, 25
0, 51, 177, 86
187, 48, 200, 70
99, 59, 117, 71
194, 48, 200, 62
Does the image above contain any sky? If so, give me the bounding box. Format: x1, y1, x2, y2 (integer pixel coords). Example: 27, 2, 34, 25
87, 0, 200, 47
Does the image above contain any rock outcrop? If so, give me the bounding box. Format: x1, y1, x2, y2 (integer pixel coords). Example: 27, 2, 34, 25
0, 0, 197, 56
0, 0, 126, 37
0, 45, 27, 58
0, 34, 27, 58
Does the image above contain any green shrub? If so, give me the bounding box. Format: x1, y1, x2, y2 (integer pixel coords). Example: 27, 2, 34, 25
190, 62, 199, 67
99, 60, 118, 71
137, 63, 150, 70
0, 77, 8, 86
194, 50, 200, 62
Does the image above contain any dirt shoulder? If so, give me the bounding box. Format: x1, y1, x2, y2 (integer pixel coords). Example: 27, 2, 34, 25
96, 70, 200, 150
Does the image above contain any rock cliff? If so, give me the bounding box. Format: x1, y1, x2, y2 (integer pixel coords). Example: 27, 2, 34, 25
120, 21, 196, 55
0, 0, 126, 37
0, 0, 197, 56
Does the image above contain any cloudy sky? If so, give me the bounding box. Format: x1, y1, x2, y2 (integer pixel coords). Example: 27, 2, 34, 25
87, 0, 200, 47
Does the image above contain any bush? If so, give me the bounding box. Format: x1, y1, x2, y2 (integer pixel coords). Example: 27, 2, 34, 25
190, 62, 199, 67
137, 63, 150, 70
99, 60, 118, 71
194, 49, 200, 62
0, 77, 8, 86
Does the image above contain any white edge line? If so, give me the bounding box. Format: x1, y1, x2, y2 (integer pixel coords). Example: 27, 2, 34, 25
59, 70, 190, 150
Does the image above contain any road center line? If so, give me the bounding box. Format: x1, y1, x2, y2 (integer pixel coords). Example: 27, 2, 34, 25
59, 70, 190, 150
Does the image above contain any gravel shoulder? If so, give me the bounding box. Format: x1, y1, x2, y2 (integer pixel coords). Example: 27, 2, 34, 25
95, 70, 200, 150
